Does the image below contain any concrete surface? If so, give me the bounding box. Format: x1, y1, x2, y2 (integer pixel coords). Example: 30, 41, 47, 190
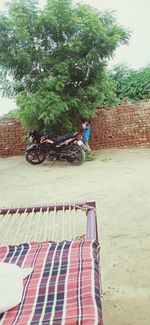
0, 148, 150, 325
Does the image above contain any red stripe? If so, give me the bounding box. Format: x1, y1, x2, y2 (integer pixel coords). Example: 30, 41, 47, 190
81, 241, 96, 324
14, 242, 49, 324
0, 246, 8, 261
64, 241, 81, 324
0, 240, 102, 325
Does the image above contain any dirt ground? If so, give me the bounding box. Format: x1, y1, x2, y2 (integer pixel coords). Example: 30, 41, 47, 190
0, 148, 150, 325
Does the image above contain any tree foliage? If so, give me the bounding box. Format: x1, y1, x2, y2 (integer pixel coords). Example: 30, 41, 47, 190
110, 64, 150, 103
0, 0, 130, 132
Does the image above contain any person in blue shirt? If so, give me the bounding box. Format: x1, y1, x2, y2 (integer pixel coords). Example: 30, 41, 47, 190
80, 118, 91, 153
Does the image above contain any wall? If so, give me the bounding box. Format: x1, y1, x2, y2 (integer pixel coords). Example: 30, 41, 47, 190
0, 119, 26, 157
90, 99, 150, 149
0, 100, 150, 157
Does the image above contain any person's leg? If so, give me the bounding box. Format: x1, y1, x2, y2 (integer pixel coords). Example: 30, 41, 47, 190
84, 142, 91, 153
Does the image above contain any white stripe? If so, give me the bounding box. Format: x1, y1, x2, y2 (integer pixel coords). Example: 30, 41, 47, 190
20, 244, 31, 268
13, 244, 25, 266
52, 207, 56, 241
12, 211, 27, 244
38, 243, 59, 324
44, 208, 49, 241
49, 242, 66, 325
62, 206, 65, 241
26, 243, 51, 325
69, 206, 72, 240
33, 209, 42, 241
0, 212, 11, 244
58, 240, 73, 325
73, 206, 76, 238
78, 241, 83, 324
24, 210, 35, 243
90, 240, 98, 325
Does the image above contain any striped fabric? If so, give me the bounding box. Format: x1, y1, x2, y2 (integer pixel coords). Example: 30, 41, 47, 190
0, 240, 103, 325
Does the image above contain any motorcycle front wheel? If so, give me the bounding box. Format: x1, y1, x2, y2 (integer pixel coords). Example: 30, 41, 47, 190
25, 149, 46, 165
66, 144, 85, 166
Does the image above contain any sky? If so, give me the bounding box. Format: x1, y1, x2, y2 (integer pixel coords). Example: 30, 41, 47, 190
0, 0, 150, 115
75, 0, 150, 69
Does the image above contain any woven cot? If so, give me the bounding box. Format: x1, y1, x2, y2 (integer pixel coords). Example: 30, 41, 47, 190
0, 201, 103, 325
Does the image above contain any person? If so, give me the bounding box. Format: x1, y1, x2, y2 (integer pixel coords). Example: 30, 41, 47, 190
80, 118, 91, 153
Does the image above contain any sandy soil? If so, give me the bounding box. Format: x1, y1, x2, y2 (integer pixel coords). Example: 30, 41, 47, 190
0, 148, 150, 325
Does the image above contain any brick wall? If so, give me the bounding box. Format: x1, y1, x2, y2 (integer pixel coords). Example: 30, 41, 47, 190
0, 100, 150, 157
0, 118, 26, 157
90, 99, 150, 149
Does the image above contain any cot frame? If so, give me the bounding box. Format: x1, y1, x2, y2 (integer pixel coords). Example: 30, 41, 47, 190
0, 200, 102, 323
0, 200, 98, 241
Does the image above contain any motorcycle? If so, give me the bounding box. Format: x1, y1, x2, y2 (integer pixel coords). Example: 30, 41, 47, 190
25, 130, 85, 166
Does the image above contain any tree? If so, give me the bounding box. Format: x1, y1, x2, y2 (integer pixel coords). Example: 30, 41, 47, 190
0, 0, 130, 133
110, 64, 150, 103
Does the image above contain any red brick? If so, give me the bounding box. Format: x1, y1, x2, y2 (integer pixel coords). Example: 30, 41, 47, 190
1, 99, 150, 156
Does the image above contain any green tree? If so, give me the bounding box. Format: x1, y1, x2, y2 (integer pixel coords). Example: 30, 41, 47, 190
110, 64, 150, 103
0, 0, 130, 132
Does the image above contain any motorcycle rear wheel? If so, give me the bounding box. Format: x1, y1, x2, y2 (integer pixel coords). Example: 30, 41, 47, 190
66, 144, 85, 166
25, 149, 46, 165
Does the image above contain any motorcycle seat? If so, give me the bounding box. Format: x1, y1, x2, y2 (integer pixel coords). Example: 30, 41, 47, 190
53, 132, 78, 144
